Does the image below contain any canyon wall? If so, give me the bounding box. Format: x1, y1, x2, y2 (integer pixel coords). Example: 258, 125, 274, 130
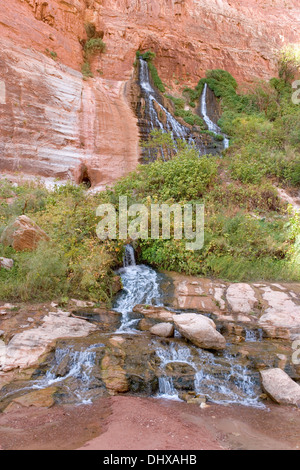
0, 0, 299, 185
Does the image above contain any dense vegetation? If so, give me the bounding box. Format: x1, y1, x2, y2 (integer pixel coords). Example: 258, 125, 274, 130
0, 182, 122, 303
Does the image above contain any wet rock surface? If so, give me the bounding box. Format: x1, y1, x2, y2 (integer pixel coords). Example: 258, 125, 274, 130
0, 272, 300, 412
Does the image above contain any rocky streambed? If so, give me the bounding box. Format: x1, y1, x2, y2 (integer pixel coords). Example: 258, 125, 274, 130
0, 265, 300, 415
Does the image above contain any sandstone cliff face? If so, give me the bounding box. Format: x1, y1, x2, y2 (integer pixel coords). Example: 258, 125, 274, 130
0, 0, 299, 184
0, 37, 139, 188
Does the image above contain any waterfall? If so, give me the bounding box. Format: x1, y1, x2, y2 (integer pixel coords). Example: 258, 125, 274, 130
138, 58, 201, 158
155, 342, 264, 408
201, 83, 230, 149
113, 262, 163, 333
123, 244, 136, 267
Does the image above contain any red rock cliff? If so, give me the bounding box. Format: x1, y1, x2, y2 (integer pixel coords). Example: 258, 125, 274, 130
0, 0, 299, 186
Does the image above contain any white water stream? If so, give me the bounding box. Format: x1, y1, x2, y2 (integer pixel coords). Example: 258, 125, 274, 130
200, 83, 230, 149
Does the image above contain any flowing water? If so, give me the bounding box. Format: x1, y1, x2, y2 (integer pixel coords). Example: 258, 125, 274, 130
0, 246, 274, 410
138, 59, 229, 159
155, 342, 263, 408
114, 246, 163, 333
138, 58, 204, 159
200, 83, 230, 149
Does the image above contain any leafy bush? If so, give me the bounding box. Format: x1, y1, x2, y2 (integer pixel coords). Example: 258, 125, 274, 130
0, 182, 121, 303
81, 61, 93, 78
84, 38, 106, 56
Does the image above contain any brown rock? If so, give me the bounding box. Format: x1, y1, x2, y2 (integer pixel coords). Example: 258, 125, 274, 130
133, 305, 175, 322
2, 310, 97, 371
260, 368, 300, 407
169, 276, 222, 314
1, 215, 49, 251
101, 352, 128, 394
226, 284, 257, 314
259, 287, 300, 340
173, 313, 226, 351
3, 386, 57, 413
0, 1, 300, 184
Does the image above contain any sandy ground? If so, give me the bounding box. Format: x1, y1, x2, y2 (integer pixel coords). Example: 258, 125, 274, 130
0, 396, 300, 451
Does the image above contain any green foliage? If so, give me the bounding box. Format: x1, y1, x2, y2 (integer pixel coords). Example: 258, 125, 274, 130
183, 80, 205, 106
81, 61, 94, 78
165, 93, 204, 127
199, 67, 300, 188
277, 44, 300, 83
112, 146, 217, 203
136, 50, 156, 61
0, 182, 122, 303
148, 62, 165, 93
84, 38, 106, 56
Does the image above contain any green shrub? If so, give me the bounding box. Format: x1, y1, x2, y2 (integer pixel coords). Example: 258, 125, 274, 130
82, 61, 93, 78
84, 38, 106, 56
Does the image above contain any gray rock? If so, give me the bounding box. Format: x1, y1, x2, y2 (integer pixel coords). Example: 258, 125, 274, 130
260, 368, 300, 407
173, 313, 226, 351
0, 257, 14, 270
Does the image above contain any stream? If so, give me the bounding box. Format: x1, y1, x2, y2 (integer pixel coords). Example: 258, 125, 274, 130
0, 246, 293, 411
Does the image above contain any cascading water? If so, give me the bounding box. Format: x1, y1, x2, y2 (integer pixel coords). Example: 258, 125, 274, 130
0, 245, 268, 410
201, 83, 230, 149
138, 58, 203, 159
113, 245, 163, 333
123, 244, 136, 267
0, 344, 105, 406
155, 342, 264, 408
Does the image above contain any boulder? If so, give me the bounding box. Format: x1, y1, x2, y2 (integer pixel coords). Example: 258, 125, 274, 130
170, 276, 222, 314
259, 287, 300, 339
133, 305, 175, 322
150, 323, 174, 338
3, 386, 57, 412
173, 313, 226, 351
1, 310, 97, 371
0, 215, 49, 251
101, 349, 128, 394
0, 257, 14, 270
260, 368, 300, 407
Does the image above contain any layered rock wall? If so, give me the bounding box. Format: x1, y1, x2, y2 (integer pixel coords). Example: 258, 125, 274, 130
0, 0, 299, 184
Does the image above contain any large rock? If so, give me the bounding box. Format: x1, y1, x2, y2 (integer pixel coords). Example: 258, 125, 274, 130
1, 215, 49, 251
173, 313, 226, 351
0, 37, 139, 190
260, 368, 300, 407
133, 305, 175, 322
101, 337, 129, 394
0, 257, 13, 270
171, 278, 222, 314
1, 310, 97, 371
150, 323, 174, 338
259, 287, 300, 339
3, 386, 57, 413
